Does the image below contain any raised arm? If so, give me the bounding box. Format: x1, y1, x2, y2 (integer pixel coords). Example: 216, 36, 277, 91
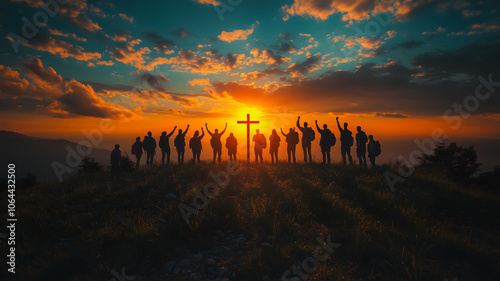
296, 116, 303, 130
167, 126, 177, 137
336, 117, 342, 132
315, 120, 323, 133
205, 123, 213, 136
281, 128, 288, 137
220, 123, 228, 135
200, 127, 205, 139
183, 125, 190, 137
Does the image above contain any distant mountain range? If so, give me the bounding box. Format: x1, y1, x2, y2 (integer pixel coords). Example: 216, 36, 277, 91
0, 131, 110, 182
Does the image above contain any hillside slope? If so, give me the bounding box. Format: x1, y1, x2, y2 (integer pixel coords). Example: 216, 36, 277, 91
7, 163, 500, 281
0, 131, 110, 181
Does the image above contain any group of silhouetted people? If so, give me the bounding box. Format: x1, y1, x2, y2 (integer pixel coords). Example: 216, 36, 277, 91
110, 116, 382, 172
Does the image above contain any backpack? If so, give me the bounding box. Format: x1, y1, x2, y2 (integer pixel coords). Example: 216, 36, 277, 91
305, 127, 315, 142
327, 131, 336, 147
174, 134, 184, 148
270, 134, 280, 148
373, 141, 381, 156
159, 136, 168, 149
131, 142, 142, 155
343, 131, 354, 147
256, 134, 267, 149
358, 132, 368, 144
290, 131, 299, 145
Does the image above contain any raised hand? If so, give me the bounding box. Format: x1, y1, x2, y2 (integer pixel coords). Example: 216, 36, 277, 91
315, 120, 318, 123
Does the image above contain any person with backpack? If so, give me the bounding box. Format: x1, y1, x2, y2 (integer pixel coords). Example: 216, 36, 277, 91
356, 126, 369, 168
189, 127, 204, 164
143, 131, 157, 167
367, 135, 381, 167
225, 132, 238, 161
206, 122, 227, 164
131, 137, 143, 169
315, 120, 336, 164
252, 129, 266, 163
281, 128, 298, 163
158, 126, 177, 165
297, 116, 315, 163
174, 125, 189, 164
269, 129, 281, 164
111, 144, 121, 176
336, 117, 354, 165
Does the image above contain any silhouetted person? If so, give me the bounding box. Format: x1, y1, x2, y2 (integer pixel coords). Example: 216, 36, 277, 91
159, 126, 177, 165
206, 122, 227, 164
269, 129, 281, 164
297, 116, 315, 163
143, 131, 157, 167
367, 135, 381, 167
189, 127, 204, 164
336, 117, 353, 165
174, 125, 189, 164
226, 132, 238, 161
253, 129, 266, 163
281, 128, 298, 163
111, 144, 121, 175
131, 137, 143, 169
356, 126, 368, 168
315, 120, 336, 164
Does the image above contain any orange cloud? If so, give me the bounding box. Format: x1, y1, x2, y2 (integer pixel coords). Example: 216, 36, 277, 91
193, 0, 220, 6
49, 29, 87, 42
6, 34, 101, 62
218, 27, 255, 42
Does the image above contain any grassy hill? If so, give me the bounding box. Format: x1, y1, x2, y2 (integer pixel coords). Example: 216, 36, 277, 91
7, 162, 500, 281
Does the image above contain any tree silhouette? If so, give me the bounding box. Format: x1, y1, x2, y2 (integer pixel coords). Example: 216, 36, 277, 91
419, 141, 481, 182
79, 157, 103, 174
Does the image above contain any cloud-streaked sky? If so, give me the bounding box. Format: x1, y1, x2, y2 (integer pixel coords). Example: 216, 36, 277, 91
1, 0, 500, 142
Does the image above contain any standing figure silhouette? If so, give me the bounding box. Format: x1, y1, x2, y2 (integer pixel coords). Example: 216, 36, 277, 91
111, 144, 121, 176
336, 117, 353, 165
297, 116, 315, 163
131, 137, 143, 169
206, 122, 227, 164
174, 125, 189, 164
143, 131, 157, 167
269, 129, 281, 164
356, 126, 368, 168
189, 128, 204, 164
159, 126, 177, 165
315, 120, 336, 164
367, 135, 381, 167
226, 132, 238, 161
253, 129, 266, 163
281, 128, 298, 163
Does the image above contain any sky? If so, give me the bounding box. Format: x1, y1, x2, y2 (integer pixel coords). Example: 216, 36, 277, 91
1, 0, 500, 165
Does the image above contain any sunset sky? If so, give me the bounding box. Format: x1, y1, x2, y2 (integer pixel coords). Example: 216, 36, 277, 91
1, 0, 500, 164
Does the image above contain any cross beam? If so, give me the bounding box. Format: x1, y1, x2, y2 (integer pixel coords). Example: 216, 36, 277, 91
237, 114, 260, 162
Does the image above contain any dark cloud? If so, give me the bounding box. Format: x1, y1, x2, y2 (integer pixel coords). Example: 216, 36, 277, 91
171, 27, 191, 38
209, 61, 500, 116
288, 55, 321, 77
374, 40, 424, 56
375, 112, 408, 118
142, 32, 176, 53
413, 38, 500, 80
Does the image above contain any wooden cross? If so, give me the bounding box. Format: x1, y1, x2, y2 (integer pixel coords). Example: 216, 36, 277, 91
237, 114, 260, 162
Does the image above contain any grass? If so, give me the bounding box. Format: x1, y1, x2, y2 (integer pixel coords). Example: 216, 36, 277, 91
6, 161, 500, 281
